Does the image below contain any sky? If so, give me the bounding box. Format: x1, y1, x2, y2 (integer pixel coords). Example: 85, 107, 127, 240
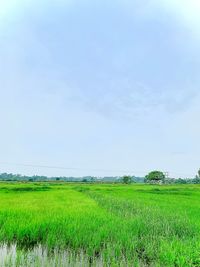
0, 0, 200, 178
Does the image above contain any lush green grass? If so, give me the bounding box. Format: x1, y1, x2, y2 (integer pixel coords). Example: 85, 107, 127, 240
0, 182, 200, 266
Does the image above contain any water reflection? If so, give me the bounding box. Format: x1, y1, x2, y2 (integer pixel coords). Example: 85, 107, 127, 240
0, 244, 104, 267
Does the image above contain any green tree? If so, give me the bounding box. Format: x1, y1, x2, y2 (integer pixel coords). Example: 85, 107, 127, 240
122, 175, 132, 184
90, 177, 95, 182
195, 169, 200, 179
145, 171, 165, 183
195, 169, 200, 182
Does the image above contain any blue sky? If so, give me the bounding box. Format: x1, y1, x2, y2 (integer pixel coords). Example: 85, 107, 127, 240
0, 0, 200, 178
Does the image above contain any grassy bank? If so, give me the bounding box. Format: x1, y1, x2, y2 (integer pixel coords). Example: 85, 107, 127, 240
0, 182, 200, 266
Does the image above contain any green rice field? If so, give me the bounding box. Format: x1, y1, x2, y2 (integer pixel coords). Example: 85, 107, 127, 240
0, 182, 200, 266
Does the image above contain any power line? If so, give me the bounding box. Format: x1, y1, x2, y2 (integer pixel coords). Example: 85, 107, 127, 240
0, 161, 195, 177
0, 161, 147, 174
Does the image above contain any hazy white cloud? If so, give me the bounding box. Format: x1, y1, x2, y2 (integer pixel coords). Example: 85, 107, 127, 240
0, 0, 30, 19
156, 0, 200, 35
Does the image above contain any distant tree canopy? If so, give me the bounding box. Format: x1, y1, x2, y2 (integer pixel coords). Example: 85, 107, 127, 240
196, 169, 200, 178
145, 171, 165, 182
122, 175, 132, 184
0, 171, 200, 184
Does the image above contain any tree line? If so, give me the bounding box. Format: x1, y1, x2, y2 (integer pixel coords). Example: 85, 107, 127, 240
0, 170, 200, 184
122, 170, 200, 184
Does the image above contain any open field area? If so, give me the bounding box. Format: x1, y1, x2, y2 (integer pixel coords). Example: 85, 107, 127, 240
0, 182, 200, 266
